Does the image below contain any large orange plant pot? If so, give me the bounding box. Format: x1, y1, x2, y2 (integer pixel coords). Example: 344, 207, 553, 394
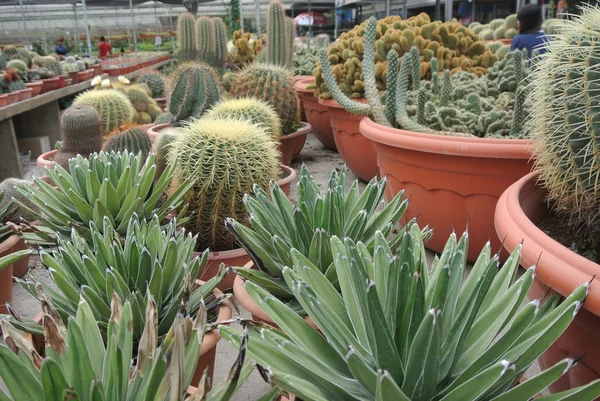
294, 79, 335, 150
0, 235, 19, 314
360, 117, 533, 262
495, 172, 600, 395
319, 98, 378, 182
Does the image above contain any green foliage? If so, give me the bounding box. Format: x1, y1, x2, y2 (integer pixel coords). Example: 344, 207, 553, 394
230, 63, 299, 135
139, 72, 166, 98
0, 188, 16, 242
177, 12, 197, 62
168, 63, 221, 125
168, 117, 280, 252
54, 104, 103, 170
0, 178, 39, 223
73, 89, 134, 136
103, 127, 152, 161
221, 227, 600, 401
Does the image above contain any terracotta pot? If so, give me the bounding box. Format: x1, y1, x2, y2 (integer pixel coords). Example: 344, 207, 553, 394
0, 94, 8, 107
278, 122, 311, 166
6, 92, 18, 104
37, 149, 57, 170
147, 123, 170, 143
40, 77, 60, 93
319, 98, 377, 182
0, 235, 20, 314
17, 88, 33, 101
495, 172, 600, 394
233, 262, 318, 330
294, 76, 312, 123
11, 238, 30, 279
195, 165, 297, 290
57, 76, 66, 89
64, 78, 72, 87
25, 81, 43, 97
68, 70, 79, 84
294, 75, 312, 82
360, 117, 533, 262
294, 79, 335, 150
135, 123, 154, 133
77, 70, 89, 81
91, 64, 102, 76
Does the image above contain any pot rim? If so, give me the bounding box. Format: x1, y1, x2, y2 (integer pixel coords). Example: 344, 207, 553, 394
293, 79, 315, 94
25, 81, 43, 87
318, 97, 367, 109
206, 246, 248, 261
37, 149, 58, 166
278, 164, 297, 188
0, 234, 20, 254
359, 116, 534, 159
495, 171, 600, 315
281, 121, 312, 141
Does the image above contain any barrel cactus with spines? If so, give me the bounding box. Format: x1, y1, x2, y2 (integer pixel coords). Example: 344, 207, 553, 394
46, 61, 63, 77
62, 63, 78, 73
230, 63, 299, 135
489, 18, 506, 30
213, 17, 228, 71
266, 0, 287, 67
177, 12, 197, 62
196, 16, 216, 66
6, 59, 26, 73
103, 127, 152, 161
138, 72, 165, 98
147, 103, 162, 120
126, 86, 152, 112
76, 59, 86, 71
167, 117, 280, 251
3, 45, 17, 56
54, 105, 103, 170
167, 63, 221, 125
204, 97, 282, 140
73, 89, 134, 136
154, 128, 181, 177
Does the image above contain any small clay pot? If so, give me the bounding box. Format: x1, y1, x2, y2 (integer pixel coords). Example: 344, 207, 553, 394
37, 149, 58, 170
147, 123, 170, 143
25, 81, 43, 97
278, 122, 311, 167
17, 88, 33, 101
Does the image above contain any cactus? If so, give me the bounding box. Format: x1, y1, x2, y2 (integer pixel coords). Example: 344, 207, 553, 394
489, 18, 506, 30
285, 17, 296, 69
147, 103, 162, 120
294, 47, 319, 76
167, 63, 221, 125
177, 12, 197, 61
103, 127, 152, 160
231, 29, 264, 68
65, 56, 76, 63
61, 62, 79, 73
480, 28, 495, 40
137, 112, 152, 123
7, 59, 26, 72
196, 16, 216, 65
3, 45, 17, 56
138, 72, 165, 98
505, 14, 518, 29
76, 59, 86, 71
154, 128, 181, 177
168, 117, 279, 251
46, 61, 63, 77
155, 112, 173, 124
496, 44, 511, 60
266, 0, 287, 67
73, 89, 135, 136
531, 4, 600, 227
126, 85, 152, 112
542, 18, 563, 34
0, 178, 39, 222
230, 63, 299, 135
493, 26, 506, 40
504, 28, 518, 39
205, 97, 282, 140
213, 17, 228, 71
54, 105, 103, 170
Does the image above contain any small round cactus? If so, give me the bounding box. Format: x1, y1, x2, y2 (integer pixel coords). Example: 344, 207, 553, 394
54, 105, 103, 169
137, 112, 152, 124
103, 127, 152, 161
138, 73, 165, 98
204, 97, 282, 140
6, 59, 27, 73
73, 89, 134, 136
168, 117, 280, 251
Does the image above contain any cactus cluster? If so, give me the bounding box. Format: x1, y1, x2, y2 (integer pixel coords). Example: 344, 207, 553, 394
167, 62, 221, 125
54, 105, 103, 170
177, 12, 197, 61
294, 47, 319, 76
205, 97, 282, 140
313, 14, 496, 99
6, 59, 26, 73
73, 89, 135, 136
230, 30, 264, 69
0, 69, 26, 93
176, 12, 228, 70
138, 72, 165, 98
230, 63, 299, 135
470, 15, 518, 41
167, 117, 280, 251
530, 4, 600, 228
266, 0, 296, 68
103, 127, 152, 160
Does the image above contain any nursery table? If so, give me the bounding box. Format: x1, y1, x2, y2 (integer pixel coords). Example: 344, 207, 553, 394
0, 59, 171, 180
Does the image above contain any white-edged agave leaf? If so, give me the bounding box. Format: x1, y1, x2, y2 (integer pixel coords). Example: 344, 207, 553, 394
440, 360, 515, 401
456, 241, 492, 312
269, 372, 355, 401
227, 220, 281, 276
346, 347, 379, 397
397, 269, 425, 361
234, 268, 292, 298
245, 281, 350, 375
376, 370, 410, 401
65, 315, 99, 400
308, 229, 333, 272
361, 191, 407, 244
535, 379, 600, 401
372, 231, 394, 320
75, 298, 106, 379
440, 232, 468, 340
344, 180, 361, 212
40, 358, 70, 401
424, 232, 457, 308
0, 346, 42, 400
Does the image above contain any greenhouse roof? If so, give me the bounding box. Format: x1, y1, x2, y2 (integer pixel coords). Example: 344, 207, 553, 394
0, 0, 206, 5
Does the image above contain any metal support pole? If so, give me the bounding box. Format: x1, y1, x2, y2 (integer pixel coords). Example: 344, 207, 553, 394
240, 0, 244, 31
18, 0, 29, 47
254, 0, 260, 35
445, 0, 454, 21
154, 1, 160, 35
82, 0, 93, 55
73, 5, 80, 52
385, 0, 390, 17
471, 0, 476, 22
129, 0, 138, 51
334, 6, 338, 39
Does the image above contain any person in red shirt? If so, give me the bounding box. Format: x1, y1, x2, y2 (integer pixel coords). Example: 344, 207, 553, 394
98, 36, 112, 58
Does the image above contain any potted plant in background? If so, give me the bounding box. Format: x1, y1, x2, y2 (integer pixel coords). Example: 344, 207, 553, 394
349, 17, 532, 262
495, 4, 600, 393
221, 228, 600, 400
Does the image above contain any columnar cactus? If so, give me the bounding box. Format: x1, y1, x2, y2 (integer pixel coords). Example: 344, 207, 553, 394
230, 63, 299, 135
531, 4, 600, 227
138, 73, 165, 98
54, 105, 103, 169
177, 12, 197, 62
167, 63, 221, 125
213, 17, 228, 71
266, 0, 287, 67
205, 97, 282, 140
73, 89, 135, 136
167, 117, 280, 251
196, 16, 216, 65
285, 17, 296, 69
103, 127, 152, 160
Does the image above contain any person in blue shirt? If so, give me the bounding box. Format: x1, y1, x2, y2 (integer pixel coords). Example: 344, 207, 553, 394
511, 4, 550, 58
54, 38, 68, 56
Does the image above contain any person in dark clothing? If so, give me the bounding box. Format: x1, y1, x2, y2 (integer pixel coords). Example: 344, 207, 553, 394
511, 4, 551, 58
54, 38, 68, 56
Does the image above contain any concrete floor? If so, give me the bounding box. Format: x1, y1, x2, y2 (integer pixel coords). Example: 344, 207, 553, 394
2, 133, 542, 399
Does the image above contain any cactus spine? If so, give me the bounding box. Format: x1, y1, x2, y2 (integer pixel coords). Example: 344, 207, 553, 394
195, 16, 216, 66
167, 63, 221, 125
138, 73, 165, 98
168, 117, 280, 251
103, 127, 152, 161
213, 17, 228, 72
266, 0, 287, 67
205, 97, 282, 140
54, 105, 103, 169
73, 89, 134, 136
177, 12, 197, 62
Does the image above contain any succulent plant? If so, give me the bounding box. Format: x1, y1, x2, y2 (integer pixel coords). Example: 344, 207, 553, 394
61, 62, 79, 74
221, 228, 600, 401
266, 0, 288, 68
103, 127, 152, 160
531, 4, 600, 229
2, 45, 18, 56
0, 178, 39, 223
1, 69, 26, 92
227, 165, 411, 310
196, 16, 217, 66
155, 128, 181, 177
6, 59, 26, 73
294, 47, 319, 76
73, 89, 135, 136
138, 111, 153, 123
125, 85, 154, 112
213, 17, 228, 72
155, 111, 173, 124
46, 61, 63, 77
168, 63, 221, 125
230, 63, 299, 135
14, 151, 192, 244
177, 12, 197, 62
54, 104, 103, 170
204, 97, 282, 140
231, 29, 264, 68
0, 191, 16, 242
542, 18, 563, 34
168, 117, 280, 252
139, 72, 165, 98
76, 59, 86, 71
0, 296, 208, 401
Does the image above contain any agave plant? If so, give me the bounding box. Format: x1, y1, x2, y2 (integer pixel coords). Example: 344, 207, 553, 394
226, 165, 411, 310
0, 191, 31, 272
14, 151, 192, 244
220, 226, 600, 400
13, 215, 226, 341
